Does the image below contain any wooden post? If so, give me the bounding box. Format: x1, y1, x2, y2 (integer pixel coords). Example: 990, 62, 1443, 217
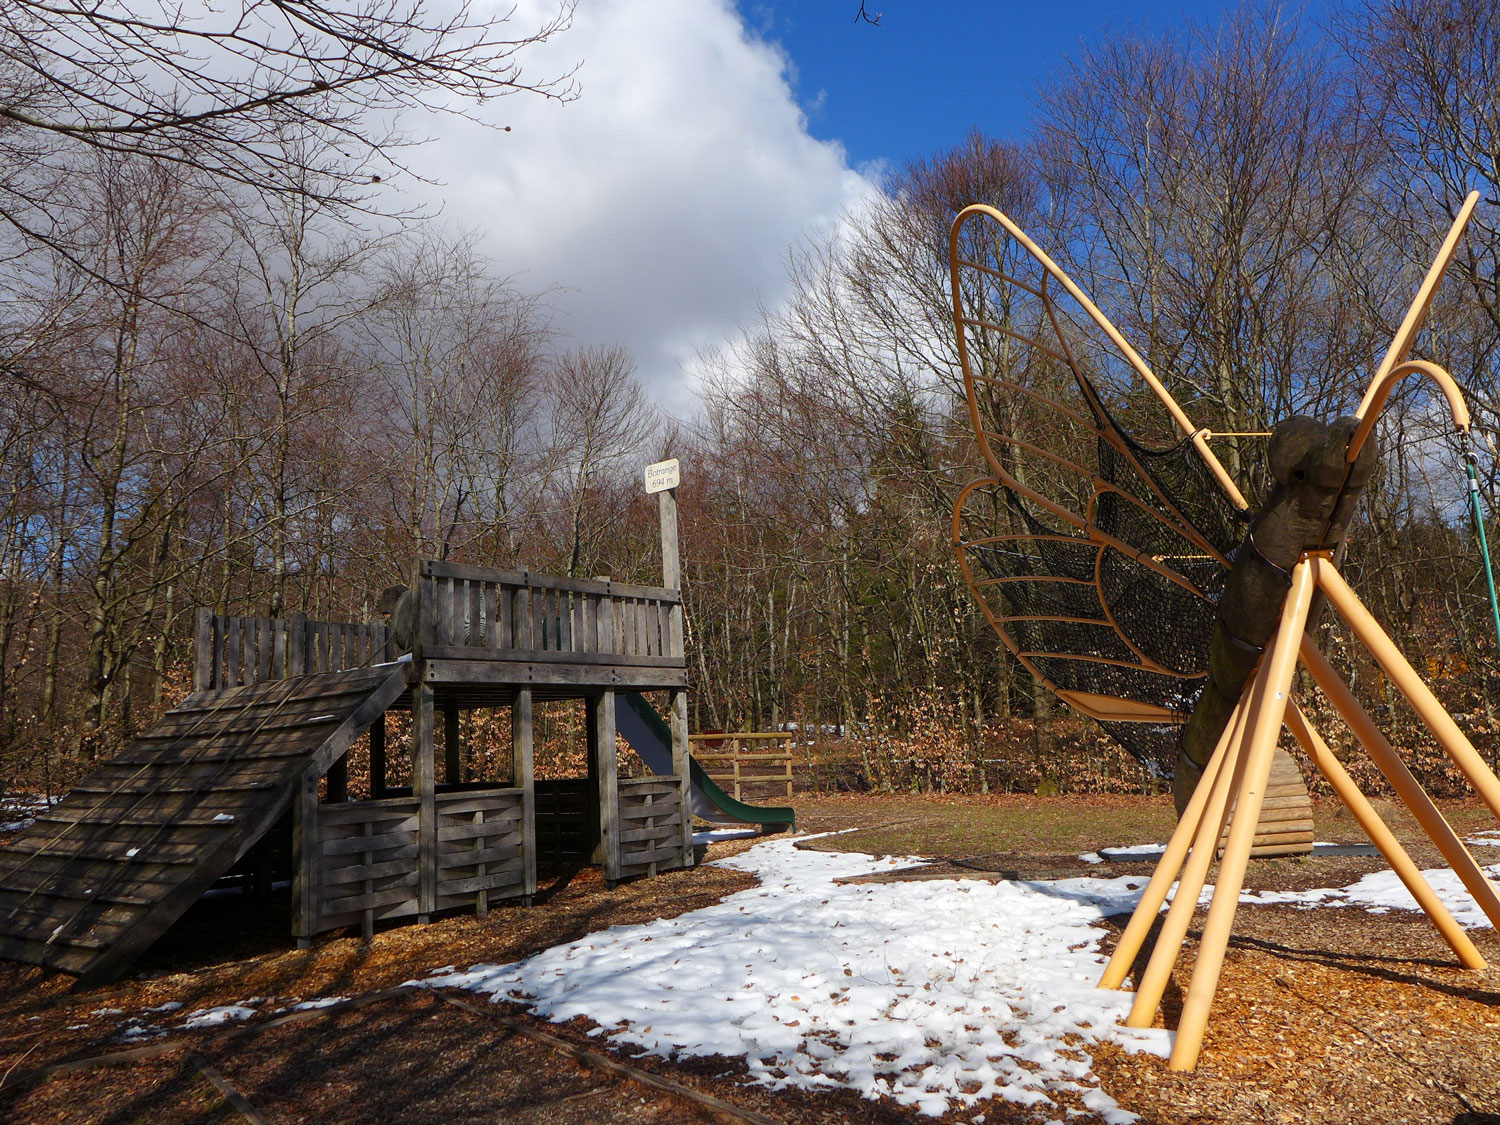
193, 608, 213, 692
292, 771, 320, 948
586, 698, 601, 862
327, 755, 348, 803
415, 683, 436, 923
513, 689, 536, 903
290, 615, 308, 678
445, 700, 461, 785
671, 689, 693, 868
659, 470, 694, 868
593, 690, 621, 884
369, 715, 387, 798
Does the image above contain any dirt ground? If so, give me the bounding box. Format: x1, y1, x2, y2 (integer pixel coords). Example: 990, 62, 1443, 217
2, 793, 1500, 1124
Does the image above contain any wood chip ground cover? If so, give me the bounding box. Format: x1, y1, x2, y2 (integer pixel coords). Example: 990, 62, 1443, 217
0, 794, 1497, 1123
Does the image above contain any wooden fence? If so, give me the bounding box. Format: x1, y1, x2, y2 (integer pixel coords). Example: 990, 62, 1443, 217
193, 560, 684, 694
194, 610, 393, 692
534, 779, 593, 864
418, 560, 682, 665
304, 787, 526, 938
617, 776, 686, 878
688, 733, 794, 801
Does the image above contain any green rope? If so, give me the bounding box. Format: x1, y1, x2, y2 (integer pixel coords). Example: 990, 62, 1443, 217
1464, 443, 1500, 662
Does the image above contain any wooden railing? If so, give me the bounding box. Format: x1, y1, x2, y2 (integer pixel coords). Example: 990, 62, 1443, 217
194, 609, 394, 691
417, 560, 683, 666
192, 561, 684, 692
688, 733, 795, 801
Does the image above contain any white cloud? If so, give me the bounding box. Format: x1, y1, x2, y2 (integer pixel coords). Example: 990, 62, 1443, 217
395, 0, 876, 418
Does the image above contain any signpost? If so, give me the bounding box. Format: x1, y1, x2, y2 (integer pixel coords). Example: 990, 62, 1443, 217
644, 457, 680, 496
645, 458, 693, 866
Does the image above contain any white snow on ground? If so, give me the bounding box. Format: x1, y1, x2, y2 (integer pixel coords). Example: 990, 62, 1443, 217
1468, 830, 1500, 847
179, 1003, 260, 1029
692, 827, 761, 845
1237, 860, 1500, 928
417, 835, 1170, 1120
290, 996, 350, 1011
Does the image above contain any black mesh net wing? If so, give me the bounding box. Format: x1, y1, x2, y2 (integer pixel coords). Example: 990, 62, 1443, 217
949, 206, 1250, 777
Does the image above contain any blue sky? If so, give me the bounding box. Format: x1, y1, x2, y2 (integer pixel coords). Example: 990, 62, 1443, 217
421, 0, 1285, 413
738, 1, 1265, 172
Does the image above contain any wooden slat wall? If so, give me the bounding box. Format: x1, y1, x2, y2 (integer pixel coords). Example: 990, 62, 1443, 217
616, 777, 686, 879
1222, 748, 1315, 858
419, 562, 684, 665
195, 609, 395, 692
313, 797, 421, 935
308, 788, 529, 936
534, 780, 591, 864
435, 789, 526, 913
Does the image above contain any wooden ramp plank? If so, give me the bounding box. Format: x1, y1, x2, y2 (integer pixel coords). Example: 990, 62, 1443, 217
0, 664, 408, 985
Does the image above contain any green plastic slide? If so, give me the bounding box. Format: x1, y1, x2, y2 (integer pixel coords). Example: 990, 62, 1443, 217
614, 692, 795, 832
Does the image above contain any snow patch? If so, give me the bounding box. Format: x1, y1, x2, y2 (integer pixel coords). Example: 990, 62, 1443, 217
418, 835, 1167, 1119
179, 1004, 258, 1029
693, 827, 761, 845
292, 996, 350, 1011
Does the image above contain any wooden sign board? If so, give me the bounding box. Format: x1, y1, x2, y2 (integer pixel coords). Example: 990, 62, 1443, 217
644, 458, 680, 494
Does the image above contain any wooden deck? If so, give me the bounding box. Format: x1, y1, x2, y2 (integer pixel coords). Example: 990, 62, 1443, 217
195, 561, 688, 703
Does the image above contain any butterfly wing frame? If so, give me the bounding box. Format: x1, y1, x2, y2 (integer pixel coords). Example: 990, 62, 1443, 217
948, 204, 1251, 773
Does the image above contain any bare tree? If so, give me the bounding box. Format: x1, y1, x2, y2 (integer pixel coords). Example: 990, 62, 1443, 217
1039, 6, 1378, 478
0, 0, 576, 255
547, 345, 657, 577
361, 228, 553, 568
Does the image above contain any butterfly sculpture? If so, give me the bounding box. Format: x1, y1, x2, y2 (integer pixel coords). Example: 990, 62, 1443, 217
947, 206, 1378, 812
949, 196, 1500, 1071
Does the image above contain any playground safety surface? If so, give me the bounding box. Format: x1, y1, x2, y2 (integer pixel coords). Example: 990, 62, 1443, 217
2, 793, 1500, 1124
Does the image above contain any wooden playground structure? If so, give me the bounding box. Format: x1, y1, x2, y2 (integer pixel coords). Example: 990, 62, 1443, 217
0, 485, 697, 987
950, 190, 1500, 1069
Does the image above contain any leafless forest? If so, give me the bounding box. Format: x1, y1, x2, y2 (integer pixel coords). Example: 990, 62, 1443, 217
2, 1, 1498, 797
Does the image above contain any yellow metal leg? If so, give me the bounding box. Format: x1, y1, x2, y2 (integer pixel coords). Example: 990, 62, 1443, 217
1300, 640, 1500, 931
1099, 688, 1251, 991
1125, 695, 1255, 1027
1169, 558, 1316, 1071
1313, 558, 1500, 823
1284, 702, 1484, 968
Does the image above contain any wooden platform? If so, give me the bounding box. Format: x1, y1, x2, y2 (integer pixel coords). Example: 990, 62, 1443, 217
1235, 746, 1315, 858
0, 666, 406, 986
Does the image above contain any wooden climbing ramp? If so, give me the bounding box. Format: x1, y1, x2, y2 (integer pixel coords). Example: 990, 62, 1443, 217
0, 664, 407, 987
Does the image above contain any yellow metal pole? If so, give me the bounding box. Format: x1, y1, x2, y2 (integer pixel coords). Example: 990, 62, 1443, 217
1124, 695, 1255, 1026
1346, 358, 1471, 467
1284, 702, 1484, 968
1354, 191, 1480, 433
1313, 558, 1500, 822
1169, 558, 1316, 1071
950, 205, 1250, 510
1099, 688, 1250, 990
1300, 640, 1500, 930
